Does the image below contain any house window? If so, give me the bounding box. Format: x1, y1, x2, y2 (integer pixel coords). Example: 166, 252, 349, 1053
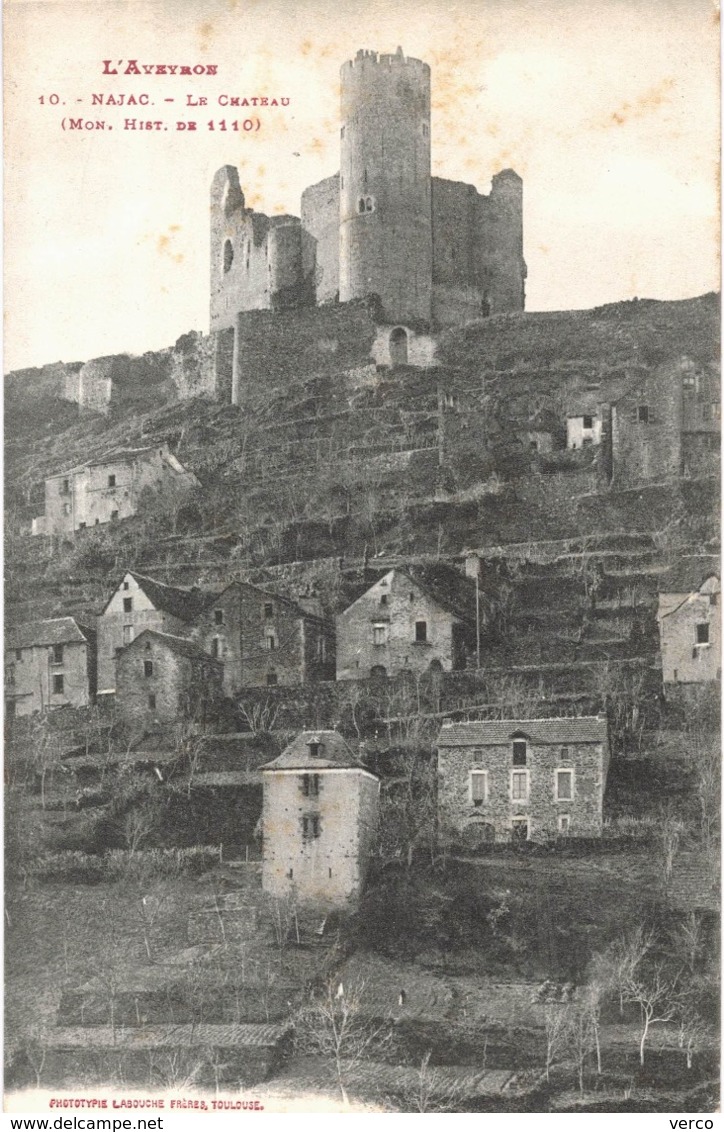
415, 621, 427, 642
108, 474, 116, 488
308, 741, 320, 758
110, 510, 119, 521
558, 815, 570, 834
560, 747, 569, 759
582, 415, 594, 429
148, 693, 156, 709
211, 637, 224, 660
122, 625, 133, 645
373, 624, 388, 646
266, 672, 278, 686
530, 439, 538, 451
637, 405, 649, 423
302, 814, 321, 840
695, 623, 710, 645
512, 739, 527, 766
214, 609, 224, 625
380, 594, 389, 606
683, 375, 696, 389
144, 660, 153, 678
63, 503, 71, 515
61, 479, 70, 495
556, 769, 574, 801
15, 649, 21, 661
302, 774, 320, 797
123, 581, 129, 590
358, 198, 365, 213
469, 770, 488, 806
511, 770, 528, 801
264, 602, 274, 619
51, 645, 64, 665
317, 637, 327, 663
52, 674, 64, 695
123, 597, 133, 613
265, 633, 277, 651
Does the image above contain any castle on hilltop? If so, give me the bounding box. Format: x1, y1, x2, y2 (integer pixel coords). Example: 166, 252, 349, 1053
210, 47, 526, 356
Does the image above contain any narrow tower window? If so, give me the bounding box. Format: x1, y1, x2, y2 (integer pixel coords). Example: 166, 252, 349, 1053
222, 239, 234, 273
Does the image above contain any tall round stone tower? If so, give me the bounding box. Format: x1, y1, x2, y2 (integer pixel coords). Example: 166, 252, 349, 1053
339, 47, 432, 324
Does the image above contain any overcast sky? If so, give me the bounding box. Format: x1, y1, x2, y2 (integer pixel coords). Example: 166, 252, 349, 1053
4, 0, 720, 371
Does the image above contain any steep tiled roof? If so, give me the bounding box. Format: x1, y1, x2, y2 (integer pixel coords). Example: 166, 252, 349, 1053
123, 629, 222, 664
659, 557, 720, 595
437, 716, 608, 747
7, 617, 88, 650
262, 730, 369, 771
401, 563, 478, 624
100, 572, 205, 621
201, 580, 327, 624
87, 445, 163, 466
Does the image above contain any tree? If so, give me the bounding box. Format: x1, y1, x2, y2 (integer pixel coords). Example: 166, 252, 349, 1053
543, 1005, 570, 1082
294, 978, 392, 1105
376, 747, 438, 869
624, 964, 677, 1067
397, 1051, 466, 1112
659, 805, 685, 886
674, 1000, 712, 1071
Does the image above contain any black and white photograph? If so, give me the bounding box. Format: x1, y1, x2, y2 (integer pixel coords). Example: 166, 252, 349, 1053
3, 0, 720, 1115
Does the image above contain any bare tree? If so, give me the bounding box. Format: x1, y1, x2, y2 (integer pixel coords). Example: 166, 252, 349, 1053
670, 912, 705, 979
294, 978, 392, 1105
122, 802, 157, 859
659, 805, 685, 886
397, 1051, 466, 1112
543, 1005, 570, 1082
237, 696, 281, 735
624, 964, 677, 1067
674, 1001, 712, 1070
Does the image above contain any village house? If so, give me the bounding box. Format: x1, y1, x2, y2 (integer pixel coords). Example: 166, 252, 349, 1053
336, 564, 478, 680
96, 572, 205, 694
437, 715, 610, 846
657, 561, 720, 685
115, 629, 224, 731
4, 617, 96, 717
610, 357, 720, 487
261, 730, 380, 909
31, 444, 198, 537
191, 581, 335, 694
566, 390, 605, 450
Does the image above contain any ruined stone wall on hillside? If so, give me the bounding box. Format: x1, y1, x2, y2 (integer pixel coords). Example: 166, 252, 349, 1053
232, 298, 379, 405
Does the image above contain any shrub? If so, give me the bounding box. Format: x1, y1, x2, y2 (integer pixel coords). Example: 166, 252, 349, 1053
26, 846, 222, 884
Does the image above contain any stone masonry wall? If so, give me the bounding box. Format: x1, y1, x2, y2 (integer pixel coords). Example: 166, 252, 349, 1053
438, 739, 607, 845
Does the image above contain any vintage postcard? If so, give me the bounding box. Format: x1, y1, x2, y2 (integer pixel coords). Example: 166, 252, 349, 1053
3, 0, 720, 1117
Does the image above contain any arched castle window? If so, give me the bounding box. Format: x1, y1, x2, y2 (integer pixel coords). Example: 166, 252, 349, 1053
222, 239, 234, 274
389, 327, 409, 367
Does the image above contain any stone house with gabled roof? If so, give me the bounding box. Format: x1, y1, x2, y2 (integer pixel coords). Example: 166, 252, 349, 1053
437, 715, 610, 846
97, 571, 206, 693
657, 560, 720, 685
191, 580, 335, 693
5, 617, 96, 717
336, 563, 478, 680
32, 443, 198, 537
115, 629, 223, 730
261, 730, 380, 909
